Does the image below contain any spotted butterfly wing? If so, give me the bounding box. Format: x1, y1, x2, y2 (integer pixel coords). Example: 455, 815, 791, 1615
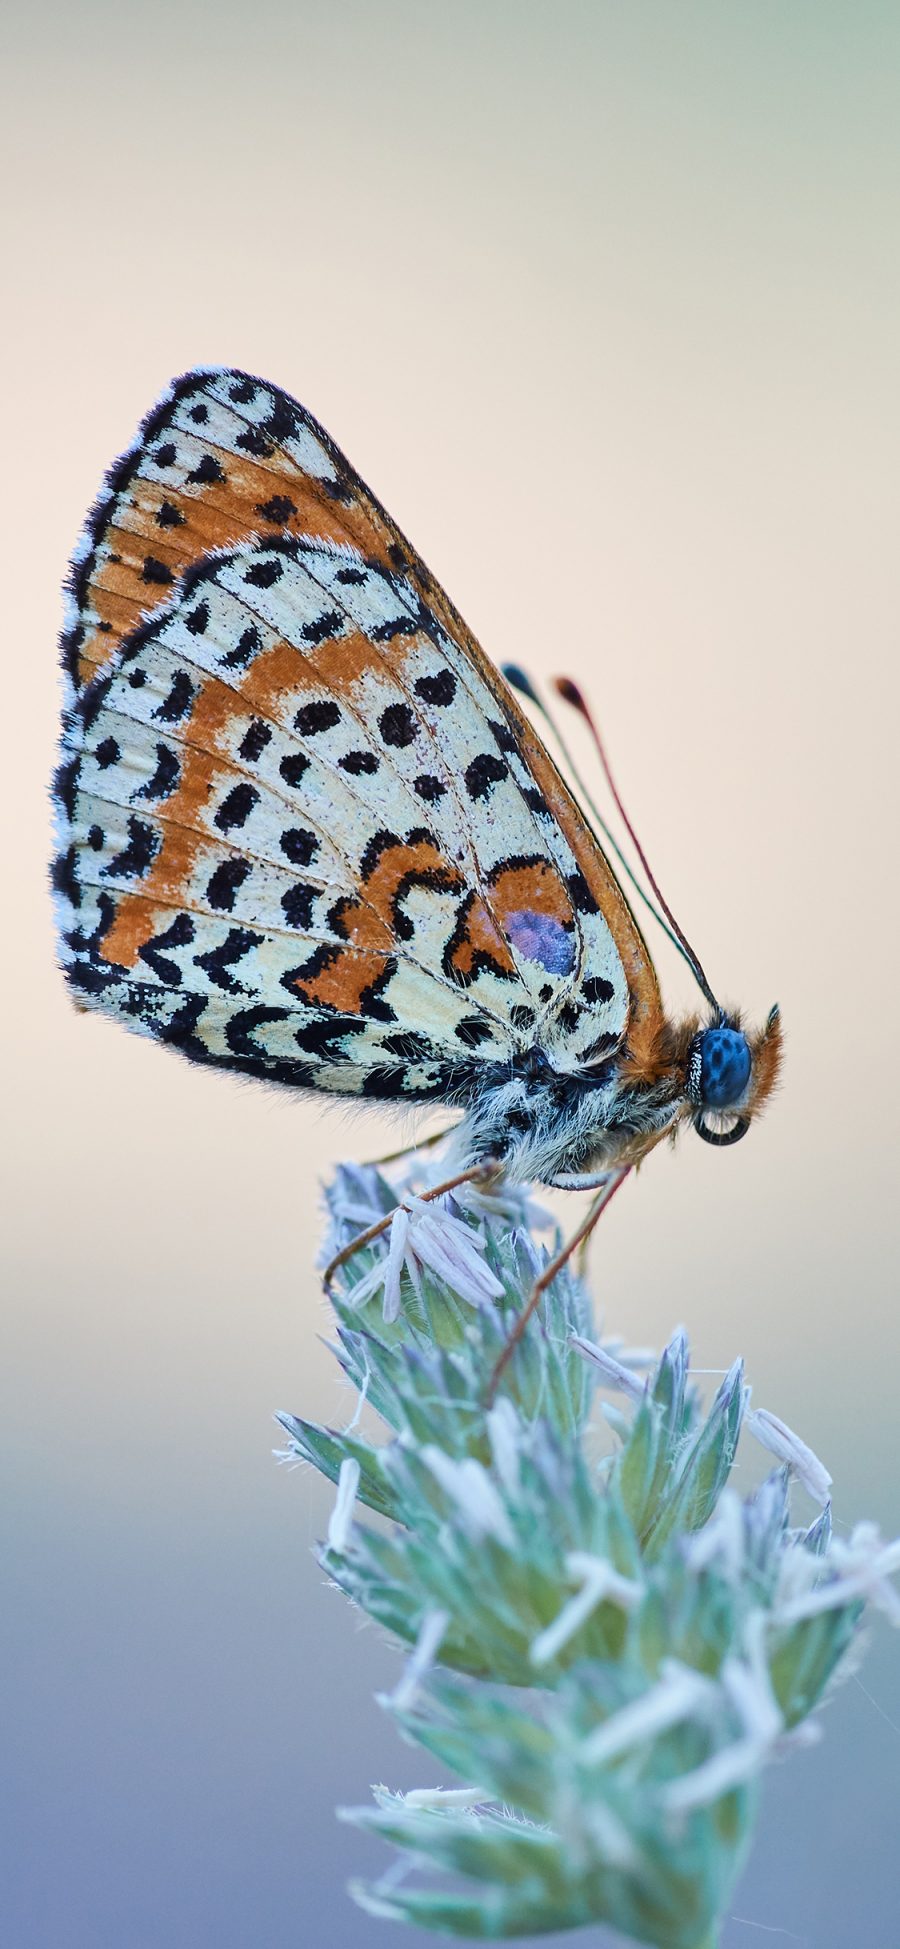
56, 368, 787, 1194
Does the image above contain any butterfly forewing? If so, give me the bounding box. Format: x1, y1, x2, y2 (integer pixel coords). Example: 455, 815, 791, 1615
65, 370, 416, 694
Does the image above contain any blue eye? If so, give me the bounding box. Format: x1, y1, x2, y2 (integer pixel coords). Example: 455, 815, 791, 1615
689, 1026, 752, 1108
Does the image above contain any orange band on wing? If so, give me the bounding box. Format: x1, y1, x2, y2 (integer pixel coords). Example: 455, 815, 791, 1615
446, 892, 518, 984
293, 947, 393, 1016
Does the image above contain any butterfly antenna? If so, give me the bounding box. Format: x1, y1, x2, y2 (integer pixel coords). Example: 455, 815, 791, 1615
501, 664, 694, 968
553, 676, 722, 1013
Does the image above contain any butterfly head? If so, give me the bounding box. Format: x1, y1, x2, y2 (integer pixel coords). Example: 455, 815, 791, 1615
685, 1005, 782, 1146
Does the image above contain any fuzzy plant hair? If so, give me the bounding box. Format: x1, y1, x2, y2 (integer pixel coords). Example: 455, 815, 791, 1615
278, 1157, 900, 1949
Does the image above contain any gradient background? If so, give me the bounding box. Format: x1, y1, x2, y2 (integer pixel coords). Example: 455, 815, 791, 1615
2, 4, 899, 1945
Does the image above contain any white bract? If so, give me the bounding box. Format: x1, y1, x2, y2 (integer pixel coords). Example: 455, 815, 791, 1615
327, 1458, 360, 1553
747, 1407, 833, 1506
531, 1553, 643, 1667
386, 1607, 451, 1713
776, 1523, 900, 1626
570, 1333, 647, 1402
421, 1448, 516, 1549
348, 1194, 505, 1322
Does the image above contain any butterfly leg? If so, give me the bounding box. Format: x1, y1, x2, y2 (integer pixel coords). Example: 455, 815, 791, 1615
322, 1160, 502, 1295
487, 1166, 632, 1401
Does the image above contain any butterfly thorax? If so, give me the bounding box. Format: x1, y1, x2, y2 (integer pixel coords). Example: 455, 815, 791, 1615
446, 1000, 784, 1182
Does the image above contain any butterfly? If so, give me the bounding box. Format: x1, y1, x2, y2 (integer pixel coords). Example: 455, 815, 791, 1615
53, 366, 782, 1310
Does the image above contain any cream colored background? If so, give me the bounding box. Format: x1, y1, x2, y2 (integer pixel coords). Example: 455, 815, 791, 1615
2, 4, 898, 1944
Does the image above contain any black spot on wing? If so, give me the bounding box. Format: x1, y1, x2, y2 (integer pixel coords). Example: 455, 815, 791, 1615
52, 845, 80, 907
294, 699, 341, 737
138, 912, 196, 984
262, 391, 300, 445
372, 615, 421, 644
64, 890, 115, 956
224, 1004, 292, 1058
80, 673, 115, 733
567, 868, 600, 916
223, 625, 261, 671
102, 815, 160, 880
454, 1016, 496, 1048
193, 926, 263, 993
281, 883, 316, 928
236, 424, 274, 459
413, 774, 446, 802
244, 558, 283, 589
238, 719, 272, 764
153, 671, 195, 723
256, 494, 297, 524
53, 757, 79, 819
294, 1016, 365, 1058
155, 500, 185, 529
206, 859, 253, 912
379, 703, 417, 749
488, 717, 519, 755
358, 1058, 448, 1102
415, 670, 457, 707
302, 609, 343, 647
321, 476, 354, 506
582, 975, 615, 1006
185, 601, 209, 636
278, 752, 309, 789
465, 753, 508, 800
132, 742, 180, 803
280, 827, 319, 867
359, 1065, 413, 1099
187, 453, 225, 486
94, 735, 121, 769
141, 556, 174, 586
214, 783, 259, 833
381, 1031, 442, 1064
273, 750, 313, 796
339, 750, 379, 776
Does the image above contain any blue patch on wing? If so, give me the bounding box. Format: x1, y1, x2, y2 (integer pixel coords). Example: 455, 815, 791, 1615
505, 909, 575, 975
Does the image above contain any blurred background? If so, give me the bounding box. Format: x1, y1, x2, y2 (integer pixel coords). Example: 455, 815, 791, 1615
2, 3, 898, 1944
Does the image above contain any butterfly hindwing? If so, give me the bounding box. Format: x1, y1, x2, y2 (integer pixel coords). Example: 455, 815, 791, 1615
57, 370, 666, 1100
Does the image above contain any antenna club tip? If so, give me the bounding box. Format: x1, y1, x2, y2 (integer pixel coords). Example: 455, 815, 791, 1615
501, 662, 539, 703
552, 675, 587, 712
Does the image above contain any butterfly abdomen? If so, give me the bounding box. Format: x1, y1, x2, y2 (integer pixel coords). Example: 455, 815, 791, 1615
452, 1041, 687, 1185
